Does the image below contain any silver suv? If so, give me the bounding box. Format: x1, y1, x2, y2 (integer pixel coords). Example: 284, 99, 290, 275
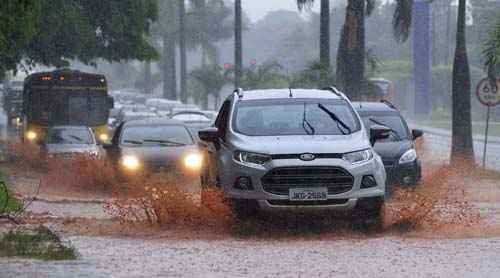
199, 88, 390, 223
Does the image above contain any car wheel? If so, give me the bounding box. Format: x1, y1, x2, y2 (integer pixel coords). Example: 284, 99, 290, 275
351, 197, 384, 232
230, 199, 259, 221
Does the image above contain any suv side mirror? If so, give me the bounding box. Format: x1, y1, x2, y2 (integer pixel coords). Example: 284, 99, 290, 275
370, 125, 391, 145
199, 127, 220, 142
412, 129, 423, 140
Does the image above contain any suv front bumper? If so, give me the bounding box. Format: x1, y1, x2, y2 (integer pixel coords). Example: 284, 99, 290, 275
221, 156, 386, 212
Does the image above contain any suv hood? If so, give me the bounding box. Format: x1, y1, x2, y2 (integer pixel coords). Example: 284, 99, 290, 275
232, 131, 370, 155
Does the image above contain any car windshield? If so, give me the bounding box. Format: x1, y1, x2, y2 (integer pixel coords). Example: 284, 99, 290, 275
46, 128, 94, 144
120, 125, 193, 146
234, 99, 360, 136
360, 113, 410, 141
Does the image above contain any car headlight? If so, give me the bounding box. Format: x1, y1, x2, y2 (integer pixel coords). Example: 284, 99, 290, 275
184, 153, 202, 170
26, 131, 37, 141
343, 149, 373, 164
99, 133, 109, 142
399, 149, 417, 164
121, 155, 140, 171
234, 151, 271, 165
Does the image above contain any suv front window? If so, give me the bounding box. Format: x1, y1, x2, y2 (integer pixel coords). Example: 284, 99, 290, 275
46, 128, 94, 145
234, 99, 360, 136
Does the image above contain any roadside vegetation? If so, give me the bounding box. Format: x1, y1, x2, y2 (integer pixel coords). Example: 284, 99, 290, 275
0, 226, 77, 261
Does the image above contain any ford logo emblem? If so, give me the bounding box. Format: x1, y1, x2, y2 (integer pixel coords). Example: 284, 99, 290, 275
300, 153, 315, 161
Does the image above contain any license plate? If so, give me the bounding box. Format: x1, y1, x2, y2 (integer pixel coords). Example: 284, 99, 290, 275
289, 188, 328, 201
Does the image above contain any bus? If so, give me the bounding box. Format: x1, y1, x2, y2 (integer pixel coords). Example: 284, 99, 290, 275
22, 69, 113, 143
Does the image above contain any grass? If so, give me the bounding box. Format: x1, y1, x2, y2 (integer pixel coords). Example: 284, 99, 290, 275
0, 170, 22, 214
0, 225, 77, 261
415, 120, 500, 137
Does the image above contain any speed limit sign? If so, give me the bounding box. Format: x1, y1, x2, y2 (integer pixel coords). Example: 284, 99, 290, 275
476, 78, 500, 107
476, 77, 499, 167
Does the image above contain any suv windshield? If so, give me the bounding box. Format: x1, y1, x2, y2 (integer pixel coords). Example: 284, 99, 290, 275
234, 99, 360, 136
120, 125, 193, 146
46, 128, 94, 144
360, 113, 410, 141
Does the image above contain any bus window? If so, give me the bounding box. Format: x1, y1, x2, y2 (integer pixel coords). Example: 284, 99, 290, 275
69, 96, 89, 124
89, 95, 108, 125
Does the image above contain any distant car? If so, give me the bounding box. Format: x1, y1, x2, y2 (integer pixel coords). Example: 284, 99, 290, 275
200, 110, 218, 121
171, 104, 201, 115
39, 126, 100, 158
104, 118, 202, 178
353, 101, 423, 188
171, 111, 212, 141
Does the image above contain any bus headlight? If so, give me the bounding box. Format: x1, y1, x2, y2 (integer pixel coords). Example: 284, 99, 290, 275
184, 153, 202, 170
121, 155, 140, 171
26, 131, 37, 141
99, 133, 109, 142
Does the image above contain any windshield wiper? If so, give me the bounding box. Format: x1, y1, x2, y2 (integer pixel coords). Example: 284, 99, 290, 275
123, 139, 143, 145
369, 118, 401, 141
302, 103, 315, 135
69, 135, 84, 142
143, 139, 186, 146
317, 104, 352, 135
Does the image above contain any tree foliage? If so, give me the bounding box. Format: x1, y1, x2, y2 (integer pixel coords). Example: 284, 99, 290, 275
0, 0, 158, 77
0, 1, 40, 79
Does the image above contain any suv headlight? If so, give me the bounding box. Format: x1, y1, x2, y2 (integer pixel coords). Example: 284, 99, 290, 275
234, 151, 271, 165
399, 149, 417, 164
121, 155, 140, 170
343, 149, 373, 164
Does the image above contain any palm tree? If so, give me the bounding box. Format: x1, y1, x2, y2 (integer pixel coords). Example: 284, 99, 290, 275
190, 64, 230, 109
391, 0, 474, 162
336, 0, 375, 100
484, 17, 500, 85
179, 0, 187, 103
450, 0, 474, 162
297, 0, 330, 84
234, 0, 242, 88
161, 0, 177, 100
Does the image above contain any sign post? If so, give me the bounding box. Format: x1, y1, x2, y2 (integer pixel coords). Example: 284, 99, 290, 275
476, 78, 500, 167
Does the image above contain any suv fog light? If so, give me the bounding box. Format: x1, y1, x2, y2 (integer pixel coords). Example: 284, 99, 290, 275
26, 131, 37, 141
234, 177, 253, 190
402, 175, 413, 185
361, 175, 377, 189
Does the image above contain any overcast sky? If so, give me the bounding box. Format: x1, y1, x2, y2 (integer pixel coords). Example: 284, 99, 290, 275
242, 0, 320, 21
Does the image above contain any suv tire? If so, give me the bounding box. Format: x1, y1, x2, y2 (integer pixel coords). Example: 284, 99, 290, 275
351, 197, 384, 231
231, 199, 259, 220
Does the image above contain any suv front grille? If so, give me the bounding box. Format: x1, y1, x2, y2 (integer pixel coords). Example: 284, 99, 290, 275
261, 167, 354, 195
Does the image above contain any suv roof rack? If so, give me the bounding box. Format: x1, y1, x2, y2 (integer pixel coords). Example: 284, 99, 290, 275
321, 86, 345, 99
380, 99, 397, 110
233, 88, 244, 99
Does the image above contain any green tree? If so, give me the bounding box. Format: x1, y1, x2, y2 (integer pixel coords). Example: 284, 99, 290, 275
0, 1, 40, 80
484, 16, 500, 82
297, 0, 330, 84
336, 0, 375, 100
451, 0, 474, 162
1, 0, 158, 79
234, 0, 243, 88
190, 64, 230, 109
239, 62, 287, 90
179, 0, 188, 102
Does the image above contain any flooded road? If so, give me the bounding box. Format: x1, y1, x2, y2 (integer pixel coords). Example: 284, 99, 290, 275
2, 236, 500, 278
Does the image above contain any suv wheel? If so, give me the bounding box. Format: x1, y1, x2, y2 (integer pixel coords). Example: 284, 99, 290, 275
351, 197, 384, 231
231, 199, 259, 220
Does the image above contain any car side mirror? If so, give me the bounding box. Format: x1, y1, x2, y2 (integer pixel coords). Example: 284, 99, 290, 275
412, 129, 423, 140
370, 124, 391, 146
198, 127, 220, 142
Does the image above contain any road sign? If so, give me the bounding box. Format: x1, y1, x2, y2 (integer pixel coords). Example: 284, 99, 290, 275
476, 78, 500, 107
476, 77, 500, 167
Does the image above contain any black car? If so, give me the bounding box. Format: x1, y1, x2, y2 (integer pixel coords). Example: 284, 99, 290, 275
353, 101, 423, 188
104, 118, 202, 178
